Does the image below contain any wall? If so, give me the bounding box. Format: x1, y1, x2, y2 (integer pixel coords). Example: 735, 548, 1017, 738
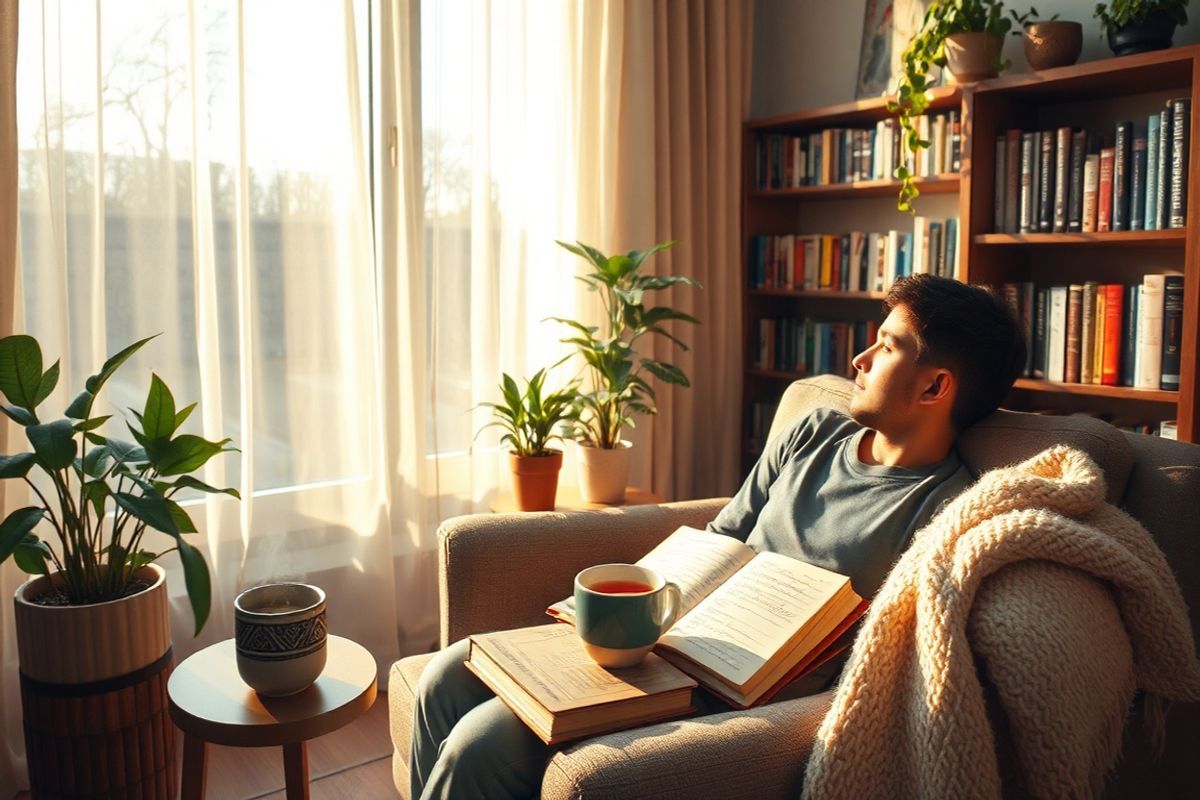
751, 0, 1200, 118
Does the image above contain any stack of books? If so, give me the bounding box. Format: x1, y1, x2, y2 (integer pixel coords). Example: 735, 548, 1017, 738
992, 98, 1190, 233
755, 110, 960, 190
1000, 275, 1184, 391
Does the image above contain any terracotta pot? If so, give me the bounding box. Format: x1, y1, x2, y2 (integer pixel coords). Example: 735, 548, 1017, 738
1023, 21, 1083, 70
1107, 10, 1178, 57
14, 564, 176, 798
509, 449, 563, 511
943, 31, 1004, 83
576, 440, 632, 504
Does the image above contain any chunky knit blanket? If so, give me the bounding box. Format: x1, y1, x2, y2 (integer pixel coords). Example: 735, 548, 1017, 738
802, 445, 1200, 800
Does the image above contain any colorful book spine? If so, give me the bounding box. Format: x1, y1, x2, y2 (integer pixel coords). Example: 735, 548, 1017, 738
1092, 288, 1106, 385
1130, 126, 1147, 230
1082, 154, 1100, 233
1160, 276, 1184, 391
1032, 288, 1048, 379
1112, 121, 1132, 231
1020, 133, 1037, 233
1136, 274, 1166, 389
1053, 127, 1071, 232
1155, 108, 1171, 229
1121, 284, 1139, 387
1065, 284, 1083, 383
1169, 97, 1189, 228
1097, 148, 1115, 232
1038, 130, 1055, 232
1145, 113, 1160, 230
1101, 283, 1124, 386
1080, 281, 1098, 385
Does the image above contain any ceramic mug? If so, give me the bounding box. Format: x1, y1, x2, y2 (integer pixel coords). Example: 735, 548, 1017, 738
574, 564, 682, 668
234, 582, 328, 696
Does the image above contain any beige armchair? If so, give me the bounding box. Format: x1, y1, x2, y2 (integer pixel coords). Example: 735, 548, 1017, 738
388, 376, 1200, 799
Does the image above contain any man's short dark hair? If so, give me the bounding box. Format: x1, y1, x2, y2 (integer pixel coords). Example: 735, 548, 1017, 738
884, 274, 1026, 432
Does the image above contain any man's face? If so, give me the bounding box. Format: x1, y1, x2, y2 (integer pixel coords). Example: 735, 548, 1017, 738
848, 305, 937, 435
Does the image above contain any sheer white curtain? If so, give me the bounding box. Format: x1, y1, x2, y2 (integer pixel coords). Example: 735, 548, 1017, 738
2, 0, 411, 790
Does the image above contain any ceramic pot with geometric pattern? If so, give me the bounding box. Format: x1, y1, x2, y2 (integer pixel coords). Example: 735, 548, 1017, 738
234, 582, 327, 696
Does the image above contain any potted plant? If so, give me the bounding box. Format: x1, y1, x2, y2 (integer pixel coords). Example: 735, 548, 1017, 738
552, 240, 701, 504
477, 368, 578, 511
1095, 0, 1188, 56
0, 334, 237, 798
890, 0, 1012, 212
1011, 8, 1083, 70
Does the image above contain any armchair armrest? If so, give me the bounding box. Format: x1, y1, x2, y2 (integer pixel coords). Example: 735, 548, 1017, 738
541, 690, 835, 800
438, 498, 728, 646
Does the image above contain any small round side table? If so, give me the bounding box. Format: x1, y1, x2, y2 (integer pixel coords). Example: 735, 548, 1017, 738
168, 635, 377, 800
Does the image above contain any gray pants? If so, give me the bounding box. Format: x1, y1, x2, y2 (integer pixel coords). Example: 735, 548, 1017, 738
410, 638, 841, 800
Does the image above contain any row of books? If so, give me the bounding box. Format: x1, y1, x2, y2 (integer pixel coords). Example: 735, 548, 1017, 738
747, 218, 959, 293
992, 98, 1190, 234
754, 318, 877, 377
1002, 274, 1183, 390
755, 111, 961, 190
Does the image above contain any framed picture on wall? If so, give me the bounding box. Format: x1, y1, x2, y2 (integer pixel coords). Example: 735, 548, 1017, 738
855, 0, 933, 99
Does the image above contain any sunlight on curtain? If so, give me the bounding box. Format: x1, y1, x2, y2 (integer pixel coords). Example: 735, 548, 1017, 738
420, 0, 586, 510
7, 2, 398, 782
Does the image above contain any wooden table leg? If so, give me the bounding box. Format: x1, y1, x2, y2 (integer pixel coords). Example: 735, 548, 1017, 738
180, 734, 208, 800
283, 741, 310, 800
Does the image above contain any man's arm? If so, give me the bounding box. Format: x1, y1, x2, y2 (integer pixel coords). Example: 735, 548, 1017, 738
706, 410, 824, 542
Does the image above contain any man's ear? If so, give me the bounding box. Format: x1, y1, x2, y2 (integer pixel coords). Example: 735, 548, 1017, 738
920, 368, 954, 405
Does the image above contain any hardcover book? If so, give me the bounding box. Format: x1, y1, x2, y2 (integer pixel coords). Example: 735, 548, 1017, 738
1038, 130, 1055, 231
1101, 283, 1124, 386
1136, 274, 1166, 390
1097, 148, 1115, 232
1067, 128, 1087, 232
465, 624, 698, 745
1156, 108, 1171, 229
1054, 126, 1072, 232
1005, 129, 1022, 233
1080, 281, 1099, 385
1113, 121, 1132, 231
1065, 284, 1083, 384
1146, 113, 1160, 230
1082, 154, 1100, 233
1130, 127, 1147, 231
1169, 98, 1190, 228
547, 526, 867, 709
1161, 276, 1184, 391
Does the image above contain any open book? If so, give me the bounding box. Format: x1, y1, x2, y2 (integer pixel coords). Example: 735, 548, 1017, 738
465, 623, 697, 745
547, 526, 867, 708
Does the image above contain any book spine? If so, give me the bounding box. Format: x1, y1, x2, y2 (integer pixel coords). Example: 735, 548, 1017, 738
1005, 130, 1022, 233
1032, 287, 1048, 379
1065, 284, 1083, 383
1092, 288, 1106, 385
839, 233, 850, 290
1054, 127, 1071, 232
1097, 148, 1115, 232
1169, 97, 1189, 228
1068, 128, 1087, 232
1136, 274, 1165, 389
1155, 108, 1171, 229
1160, 275, 1184, 390
1038, 130, 1054, 231
1082, 154, 1100, 232
1101, 283, 1123, 386
1112, 121, 1131, 231
951, 111, 961, 172
1145, 113, 1160, 230
1047, 287, 1068, 382
1130, 128, 1147, 230
994, 136, 1007, 232
1020, 133, 1036, 233
1080, 281, 1098, 385
1121, 284, 1139, 387
1020, 282, 1034, 377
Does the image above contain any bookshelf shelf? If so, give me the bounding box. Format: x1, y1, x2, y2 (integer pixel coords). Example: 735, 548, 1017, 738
974, 230, 1187, 247
751, 175, 959, 201
749, 289, 887, 300
1012, 379, 1178, 404
748, 86, 961, 132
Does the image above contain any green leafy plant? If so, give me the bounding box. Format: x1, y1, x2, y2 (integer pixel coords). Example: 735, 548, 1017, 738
1009, 6, 1061, 31
0, 334, 238, 634
1094, 0, 1188, 35
476, 368, 579, 457
889, 0, 1012, 212
551, 240, 701, 449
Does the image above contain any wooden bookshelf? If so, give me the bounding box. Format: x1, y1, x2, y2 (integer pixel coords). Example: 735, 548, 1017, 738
742, 45, 1200, 462
963, 44, 1199, 442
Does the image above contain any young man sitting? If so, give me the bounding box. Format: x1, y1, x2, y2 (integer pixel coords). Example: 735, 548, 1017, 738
410, 274, 1027, 800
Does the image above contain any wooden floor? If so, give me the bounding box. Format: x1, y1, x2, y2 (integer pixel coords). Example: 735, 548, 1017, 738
14, 691, 398, 799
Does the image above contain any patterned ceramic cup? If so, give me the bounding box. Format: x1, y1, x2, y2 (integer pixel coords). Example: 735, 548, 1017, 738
234, 583, 327, 697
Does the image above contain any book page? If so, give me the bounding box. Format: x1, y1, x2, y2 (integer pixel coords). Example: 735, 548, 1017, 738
546, 526, 755, 623
472, 624, 695, 714
658, 552, 852, 689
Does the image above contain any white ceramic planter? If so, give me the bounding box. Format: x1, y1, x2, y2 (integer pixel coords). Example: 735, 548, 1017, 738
577, 440, 632, 504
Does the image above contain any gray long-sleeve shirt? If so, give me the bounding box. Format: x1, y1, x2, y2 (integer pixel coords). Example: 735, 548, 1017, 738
708, 407, 972, 601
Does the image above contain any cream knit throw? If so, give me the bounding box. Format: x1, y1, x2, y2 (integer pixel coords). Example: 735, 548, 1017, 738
802, 445, 1200, 800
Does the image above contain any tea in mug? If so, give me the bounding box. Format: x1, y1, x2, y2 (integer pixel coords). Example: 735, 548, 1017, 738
588, 580, 653, 594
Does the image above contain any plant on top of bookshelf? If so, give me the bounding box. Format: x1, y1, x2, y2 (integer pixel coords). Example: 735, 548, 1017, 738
890, 0, 1011, 212
1009, 8, 1083, 70
1095, 0, 1189, 56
